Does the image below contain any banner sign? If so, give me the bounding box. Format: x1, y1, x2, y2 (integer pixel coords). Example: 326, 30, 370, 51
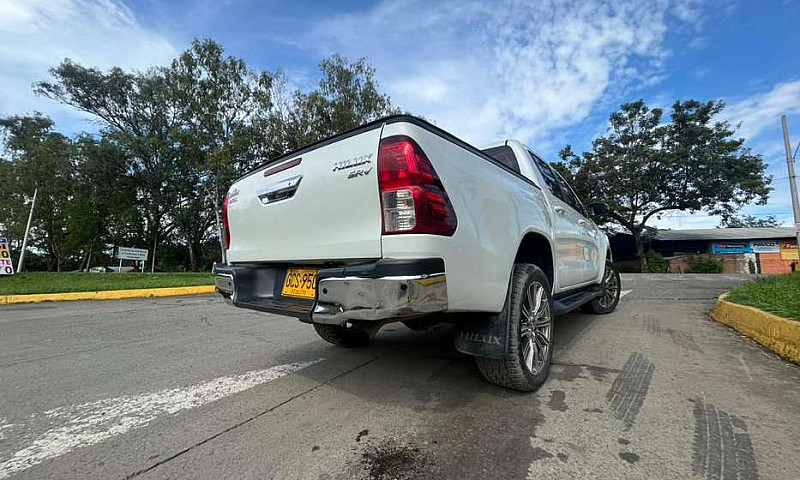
780, 241, 799, 261
750, 240, 780, 254
116, 247, 149, 261
712, 242, 751, 254
0, 237, 14, 275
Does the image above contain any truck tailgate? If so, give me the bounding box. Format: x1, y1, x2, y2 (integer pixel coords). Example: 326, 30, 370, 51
226, 127, 383, 262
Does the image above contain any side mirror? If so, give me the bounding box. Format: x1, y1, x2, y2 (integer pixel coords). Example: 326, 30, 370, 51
587, 201, 609, 217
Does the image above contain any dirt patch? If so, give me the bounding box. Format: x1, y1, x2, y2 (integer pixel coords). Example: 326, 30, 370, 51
359, 439, 431, 480
548, 390, 568, 411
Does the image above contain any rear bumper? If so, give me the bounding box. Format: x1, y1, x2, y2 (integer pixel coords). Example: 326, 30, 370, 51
213, 258, 447, 325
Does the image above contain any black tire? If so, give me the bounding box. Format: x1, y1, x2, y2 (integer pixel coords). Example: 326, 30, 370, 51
582, 262, 621, 314
313, 323, 371, 347
475, 263, 554, 392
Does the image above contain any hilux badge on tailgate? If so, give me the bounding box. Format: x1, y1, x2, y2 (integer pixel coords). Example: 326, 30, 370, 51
332, 153, 373, 179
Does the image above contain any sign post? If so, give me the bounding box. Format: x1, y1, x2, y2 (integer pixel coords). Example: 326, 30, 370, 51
0, 237, 14, 275
17, 188, 37, 273
115, 247, 149, 273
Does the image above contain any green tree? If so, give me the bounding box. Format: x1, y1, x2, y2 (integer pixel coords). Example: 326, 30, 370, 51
166, 39, 279, 266
719, 213, 781, 228
67, 133, 138, 270
0, 114, 73, 271
278, 55, 399, 151
558, 100, 771, 271
36, 62, 183, 272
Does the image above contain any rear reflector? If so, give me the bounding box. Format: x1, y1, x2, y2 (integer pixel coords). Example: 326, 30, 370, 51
221, 193, 231, 248
378, 135, 457, 236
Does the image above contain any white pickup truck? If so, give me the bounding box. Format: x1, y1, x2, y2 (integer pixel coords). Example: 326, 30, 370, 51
214, 115, 621, 391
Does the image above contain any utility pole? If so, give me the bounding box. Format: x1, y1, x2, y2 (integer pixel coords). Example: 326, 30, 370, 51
781, 115, 800, 254
17, 188, 37, 273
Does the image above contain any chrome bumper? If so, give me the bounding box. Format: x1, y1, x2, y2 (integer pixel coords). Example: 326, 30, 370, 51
213, 259, 448, 325
312, 273, 448, 325
215, 273, 234, 296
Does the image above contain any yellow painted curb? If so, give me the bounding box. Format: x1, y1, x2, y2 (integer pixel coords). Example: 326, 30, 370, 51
710, 293, 800, 364
0, 285, 216, 306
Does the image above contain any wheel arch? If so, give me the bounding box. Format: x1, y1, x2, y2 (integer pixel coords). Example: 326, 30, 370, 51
514, 230, 555, 289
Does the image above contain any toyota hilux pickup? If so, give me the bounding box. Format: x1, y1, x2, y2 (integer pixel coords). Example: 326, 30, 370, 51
214, 115, 621, 391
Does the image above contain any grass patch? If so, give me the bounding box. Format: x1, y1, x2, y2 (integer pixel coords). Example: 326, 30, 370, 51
0, 272, 214, 295
726, 273, 800, 321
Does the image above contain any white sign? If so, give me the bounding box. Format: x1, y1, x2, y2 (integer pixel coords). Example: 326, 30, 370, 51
0, 237, 13, 275
750, 240, 780, 254
116, 247, 148, 261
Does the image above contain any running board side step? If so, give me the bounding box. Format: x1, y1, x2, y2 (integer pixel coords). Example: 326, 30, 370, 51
553, 285, 603, 316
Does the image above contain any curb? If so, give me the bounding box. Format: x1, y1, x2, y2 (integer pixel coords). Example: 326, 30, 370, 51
710, 293, 800, 364
0, 285, 216, 306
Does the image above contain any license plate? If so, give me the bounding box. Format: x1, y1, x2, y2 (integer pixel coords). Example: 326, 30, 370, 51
281, 268, 318, 299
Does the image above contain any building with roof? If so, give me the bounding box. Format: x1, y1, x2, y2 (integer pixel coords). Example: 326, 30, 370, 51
610, 228, 799, 274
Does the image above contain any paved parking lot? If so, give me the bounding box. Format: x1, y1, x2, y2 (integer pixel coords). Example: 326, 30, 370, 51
1, 274, 799, 479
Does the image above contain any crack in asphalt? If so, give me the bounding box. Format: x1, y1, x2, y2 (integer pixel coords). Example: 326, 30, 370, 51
122, 355, 383, 480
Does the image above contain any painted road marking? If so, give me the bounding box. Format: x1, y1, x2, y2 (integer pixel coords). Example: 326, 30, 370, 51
620, 290, 632, 298
0, 360, 322, 479
0, 420, 14, 441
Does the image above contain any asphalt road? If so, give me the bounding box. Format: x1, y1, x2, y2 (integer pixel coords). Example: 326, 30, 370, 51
1, 274, 799, 480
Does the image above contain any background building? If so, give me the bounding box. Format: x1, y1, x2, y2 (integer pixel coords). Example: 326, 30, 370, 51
611, 228, 799, 274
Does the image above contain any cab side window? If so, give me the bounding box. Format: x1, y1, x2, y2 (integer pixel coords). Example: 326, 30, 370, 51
528, 150, 564, 201
554, 172, 588, 217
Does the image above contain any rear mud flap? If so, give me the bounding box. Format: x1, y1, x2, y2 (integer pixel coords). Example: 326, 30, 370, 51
453, 312, 509, 359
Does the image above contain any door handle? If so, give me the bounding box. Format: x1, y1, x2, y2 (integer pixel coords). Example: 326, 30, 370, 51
257, 175, 302, 204
553, 206, 565, 215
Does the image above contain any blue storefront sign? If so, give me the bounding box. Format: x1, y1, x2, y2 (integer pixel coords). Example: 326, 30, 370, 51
711, 242, 752, 254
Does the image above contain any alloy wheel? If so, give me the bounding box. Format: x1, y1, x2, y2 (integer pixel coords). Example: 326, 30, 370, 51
597, 266, 620, 309
519, 281, 552, 375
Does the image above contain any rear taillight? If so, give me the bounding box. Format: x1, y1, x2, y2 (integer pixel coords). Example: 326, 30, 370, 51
378, 135, 457, 236
221, 193, 231, 248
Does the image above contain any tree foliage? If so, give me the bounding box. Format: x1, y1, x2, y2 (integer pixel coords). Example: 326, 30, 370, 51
718, 213, 781, 228
558, 99, 772, 270
1, 39, 399, 272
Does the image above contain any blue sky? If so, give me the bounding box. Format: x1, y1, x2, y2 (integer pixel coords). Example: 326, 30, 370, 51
1, 0, 799, 229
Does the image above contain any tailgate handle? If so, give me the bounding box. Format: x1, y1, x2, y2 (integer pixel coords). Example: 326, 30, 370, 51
257, 175, 302, 204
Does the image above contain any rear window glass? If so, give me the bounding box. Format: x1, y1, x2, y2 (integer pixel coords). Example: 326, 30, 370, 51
529, 151, 564, 200
482, 145, 520, 173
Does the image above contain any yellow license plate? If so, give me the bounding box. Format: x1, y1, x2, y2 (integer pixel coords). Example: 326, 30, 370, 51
281, 268, 318, 299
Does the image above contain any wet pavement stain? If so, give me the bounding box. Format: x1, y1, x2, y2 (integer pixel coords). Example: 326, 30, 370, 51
356, 429, 369, 443
618, 438, 630, 445
531, 447, 554, 461
619, 451, 640, 464
557, 452, 569, 463
548, 390, 568, 412
407, 358, 546, 479
550, 363, 620, 382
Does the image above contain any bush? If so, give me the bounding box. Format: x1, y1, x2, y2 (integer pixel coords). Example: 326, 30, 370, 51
644, 251, 667, 273
686, 255, 723, 273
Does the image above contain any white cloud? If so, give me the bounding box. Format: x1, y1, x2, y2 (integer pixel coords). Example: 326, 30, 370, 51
0, 0, 177, 126
311, 0, 707, 147
723, 80, 800, 141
